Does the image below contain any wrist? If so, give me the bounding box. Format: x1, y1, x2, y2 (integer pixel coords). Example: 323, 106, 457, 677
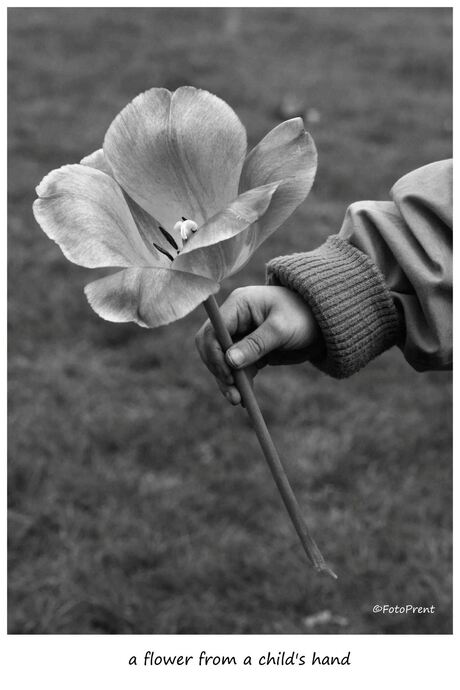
266, 236, 402, 378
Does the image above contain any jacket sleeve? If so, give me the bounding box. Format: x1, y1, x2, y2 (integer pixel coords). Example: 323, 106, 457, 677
266, 159, 452, 378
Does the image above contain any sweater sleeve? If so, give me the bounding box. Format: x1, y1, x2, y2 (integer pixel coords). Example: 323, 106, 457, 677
266, 159, 452, 378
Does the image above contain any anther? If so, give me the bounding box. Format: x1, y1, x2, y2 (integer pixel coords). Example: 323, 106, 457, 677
158, 225, 179, 251
153, 243, 174, 261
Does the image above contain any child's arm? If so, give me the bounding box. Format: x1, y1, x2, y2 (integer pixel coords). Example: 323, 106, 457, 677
195, 159, 452, 402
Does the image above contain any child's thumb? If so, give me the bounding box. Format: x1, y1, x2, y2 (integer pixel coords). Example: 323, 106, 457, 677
225, 322, 280, 369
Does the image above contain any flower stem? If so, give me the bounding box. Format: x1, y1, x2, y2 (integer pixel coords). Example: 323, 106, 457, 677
203, 294, 337, 579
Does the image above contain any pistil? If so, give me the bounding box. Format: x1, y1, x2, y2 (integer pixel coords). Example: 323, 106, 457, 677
174, 218, 198, 242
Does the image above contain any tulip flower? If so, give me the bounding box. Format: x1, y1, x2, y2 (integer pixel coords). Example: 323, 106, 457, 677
33, 86, 336, 578
33, 86, 317, 327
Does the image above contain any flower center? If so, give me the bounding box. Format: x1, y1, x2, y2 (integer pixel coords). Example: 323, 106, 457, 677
153, 217, 198, 262
174, 218, 198, 242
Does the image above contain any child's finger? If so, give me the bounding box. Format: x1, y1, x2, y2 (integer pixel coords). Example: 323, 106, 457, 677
195, 320, 234, 385
216, 289, 255, 335
215, 365, 258, 406
215, 377, 239, 403
224, 386, 241, 406
223, 366, 258, 405
225, 321, 281, 369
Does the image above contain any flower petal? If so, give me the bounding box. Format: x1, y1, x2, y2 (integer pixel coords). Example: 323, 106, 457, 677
240, 117, 317, 231
33, 164, 155, 268
84, 267, 220, 328
103, 86, 247, 232
238, 117, 317, 253
173, 182, 279, 281
80, 149, 175, 264
181, 182, 279, 254
80, 148, 113, 176
186, 118, 317, 280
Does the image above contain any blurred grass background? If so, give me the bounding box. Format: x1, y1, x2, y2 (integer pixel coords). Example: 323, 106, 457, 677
8, 7, 452, 634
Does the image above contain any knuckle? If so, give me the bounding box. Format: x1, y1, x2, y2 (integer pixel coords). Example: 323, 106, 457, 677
195, 336, 205, 360
202, 320, 213, 338
195, 326, 209, 352
245, 334, 264, 357
231, 287, 249, 305
232, 287, 245, 298
200, 322, 214, 348
269, 314, 284, 336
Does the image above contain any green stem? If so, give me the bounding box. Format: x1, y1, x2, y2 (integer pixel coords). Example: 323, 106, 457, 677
204, 294, 337, 579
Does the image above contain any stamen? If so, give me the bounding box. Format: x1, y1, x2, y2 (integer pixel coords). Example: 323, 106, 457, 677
153, 242, 174, 262
158, 225, 179, 251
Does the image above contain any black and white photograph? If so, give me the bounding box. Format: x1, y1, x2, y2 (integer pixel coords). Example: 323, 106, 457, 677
8, 4, 452, 645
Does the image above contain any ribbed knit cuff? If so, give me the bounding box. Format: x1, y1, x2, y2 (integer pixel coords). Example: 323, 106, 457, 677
266, 236, 403, 378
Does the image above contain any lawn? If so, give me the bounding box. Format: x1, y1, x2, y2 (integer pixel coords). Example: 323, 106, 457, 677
8, 7, 452, 634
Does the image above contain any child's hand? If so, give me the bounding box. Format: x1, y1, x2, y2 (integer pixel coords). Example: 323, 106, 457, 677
195, 286, 321, 405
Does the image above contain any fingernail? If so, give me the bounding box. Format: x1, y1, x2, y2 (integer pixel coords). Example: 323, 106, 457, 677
227, 347, 243, 368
